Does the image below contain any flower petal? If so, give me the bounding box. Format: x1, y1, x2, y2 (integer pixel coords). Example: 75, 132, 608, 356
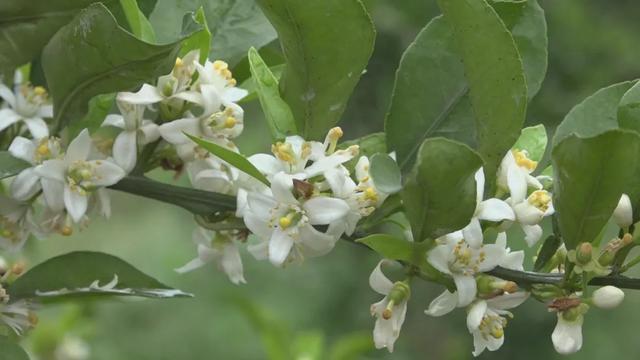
221, 243, 246, 285
35, 159, 66, 182
64, 186, 88, 222
0, 83, 16, 107
66, 129, 91, 162
522, 224, 543, 247
8, 137, 35, 163
303, 197, 349, 225
477, 198, 515, 222
453, 274, 477, 307
425, 290, 458, 317
10, 169, 40, 200
248, 154, 283, 178
487, 292, 529, 310
90, 160, 125, 186
369, 260, 393, 295
427, 244, 453, 275
507, 165, 527, 203
466, 300, 487, 331
139, 121, 160, 144
112, 131, 138, 173
552, 314, 583, 355
474, 168, 485, 205
222, 87, 248, 103
117, 84, 163, 105
0, 109, 20, 131
158, 117, 200, 144
462, 218, 483, 248
175, 257, 206, 273
271, 172, 297, 204
268, 229, 294, 266
102, 114, 125, 129
40, 178, 65, 211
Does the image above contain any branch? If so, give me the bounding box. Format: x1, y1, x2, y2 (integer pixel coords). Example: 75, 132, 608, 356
110, 176, 236, 216
488, 266, 640, 290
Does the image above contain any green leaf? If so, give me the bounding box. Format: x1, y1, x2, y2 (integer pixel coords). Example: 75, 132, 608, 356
150, 0, 277, 66
618, 80, 640, 134
552, 80, 637, 147
68, 93, 117, 138
403, 138, 483, 243
120, 0, 157, 42
369, 153, 401, 194
533, 234, 561, 272
257, 0, 375, 139
386, 0, 545, 173
248, 47, 297, 140
179, 7, 211, 63
328, 332, 374, 360
42, 3, 201, 130
8, 251, 191, 301
552, 130, 640, 249
513, 124, 547, 162
0, 152, 30, 180
292, 331, 324, 360
239, 64, 285, 103
356, 234, 414, 261
233, 297, 292, 360
186, 134, 269, 186
436, 0, 527, 189
0, 336, 29, 360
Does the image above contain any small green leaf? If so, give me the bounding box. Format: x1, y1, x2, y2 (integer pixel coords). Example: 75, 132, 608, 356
119, 0, 157, 42
552, 130, 640, 249
553, 80, 637, 146
513, 124, 547, 162
186, 134, 269, 186
257, 0, 375, 139
239, 63, 285, 103
180, 7, 211, 64
42, 3, 201, 130
618, 80, 640, 134
0, 336, 29, 360
533, 234, 561, 272
437, 0, 527, 189
68, 93, 116, 138
328, 332, 374, 360
0, 152, 30, 180
8, 251, 191, 301
248, 47, 297, 140
356, 234, 414, 261
369, 153, 401, 194
403, 138, 483, 243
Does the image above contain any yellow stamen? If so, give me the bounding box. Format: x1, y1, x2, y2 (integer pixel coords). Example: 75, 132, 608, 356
490, 326, 504, 339
528, 190, 551, 212
513, 150, 537, 171
61, 226, 73, 236
36, 143, 50, 157
175, 57, 184, 67
213, 60, 228, 71
279, 216, 292, 229
364, 187, 378, 202
33, 86, 47, 96
224, 117, 237, 128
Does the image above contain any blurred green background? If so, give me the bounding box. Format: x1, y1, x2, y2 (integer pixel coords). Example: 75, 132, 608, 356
19, 0, 640, 359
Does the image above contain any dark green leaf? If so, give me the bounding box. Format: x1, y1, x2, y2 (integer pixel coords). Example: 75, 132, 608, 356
437, 0, 527, 189
403, 138, 482, 243
179, 7, 211, 63
120, 0, 157, 42
0, 336, 29, 360
187, 134, 269, 186
248, 47, 297, 140
8, 251, 191, 301
533, 234, 561, 272
552, 130, 640, 249
0, 152, 30, 180
618, 80, 640, 134
150, 0, 277, 66
42, 3, 200, 130
369, 153, 401, 194
356, 234, 414, 261
513, 124, 547, 162
257, 0, 375, 139
552, 80, 637, 146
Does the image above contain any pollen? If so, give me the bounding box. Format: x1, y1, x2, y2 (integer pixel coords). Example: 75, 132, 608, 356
175, 57, 184, 67
213, 60, 228, 71
382, 308, 393, 320
490, 326, 504, 339
364, 187, 378, 202
513, 150, 537, 171
272, 142, 295, 164
33, 86, 47, 96
528, 190, 551, 212
224, 117, 237, 128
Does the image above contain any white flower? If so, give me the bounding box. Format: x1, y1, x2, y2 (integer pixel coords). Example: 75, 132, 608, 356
462, 169, 515, 248
427, 231, 505, 306
425, 289, 459, 317
193, 59, 248, 105
495, 232, 525, 271
243, 172, 349, 266
508, 189, 554, 247
186, 156, 239, 195
613, 193, 633, 229
0, 196, 38, 251
176, 227, 246, 285
0, 299, 36, 335
8, 136, 61, 201
35, 129, 125, 222
369, 260, 409, 353
101, 96, 160, 172
592, 286, 624, 309
0, 81, 52, 139
497, 149, 542, 193
552, 311, 583, 355
467, 292, 529, 356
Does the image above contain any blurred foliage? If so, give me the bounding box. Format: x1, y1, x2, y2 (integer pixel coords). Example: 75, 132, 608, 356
17, 1, 640, 359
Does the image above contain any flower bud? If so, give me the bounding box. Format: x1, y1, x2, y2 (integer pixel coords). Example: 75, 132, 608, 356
613, 193, 633, 228
592, 286, 624, 309
575, 243, 592, 265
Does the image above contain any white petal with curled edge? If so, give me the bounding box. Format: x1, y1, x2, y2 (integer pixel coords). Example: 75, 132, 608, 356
552, 313, 583, 355
40, 178, 65, 211
35, 159, 66, 182
90, 160, 125, 187
64, 186, 88, 222
23, 117, 49, 139
0, 83, 16, 107
0, 109, 21, 132
462, 218, 483, 249
477, 198, 515, 222
270, 172, 297, 204
10, 168, 41, 200
425, 290, 458, 317
248, 153, 283, 178
507, 164, 527, 203
222, 87, 248, 103
477, 243, 505, 272
513, 201, 543, 225
487, 292, 529, 310
427, 243, 453, 275
221, 243, 246, 285
66, 129, 91, 162
522, 224, 543, 247
369, 260, 393, 295
117, 84, 164, 105
102, 114, 125, 129
158, 117, 200, 144
304, 197, 349, 225
96, 188, 111, 218
112, 131, 138, 173
139, 121, 160, 144
268, 229, 294, 267
453, 274, 477, 307
175, 257, 206, 274
466, 300, 487, 331
8, 136, 35, 163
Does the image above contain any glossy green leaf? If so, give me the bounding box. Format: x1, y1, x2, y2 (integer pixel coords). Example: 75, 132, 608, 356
42, 3, 200, 130
150, 0, 277, 66
533, 234, 561, 272
356, 234, 414, 261
513, 124, 547, 162
437, 0, 527, 189
552, 130, 640, 249
179, 7, 211, 63
68, 93, 116, 138
0, 152, 30, 180
248, 47, 297, 140
120, 0, 157, 42
403, 138, 483, 243
553, 80, 637, 146
257, 0, 375, 139
339, 132, 387, 173
186, 134, 269, 186
8, 251, 191, 301
0, 336, 29, 360
618, 80, 640, 134
239, 64, 285, 103
369, 153, 401, 194
386, 0, 545, 173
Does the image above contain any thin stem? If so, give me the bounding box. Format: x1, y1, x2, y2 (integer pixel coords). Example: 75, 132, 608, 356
620, 255, 640, 273
488, 266, 640, 290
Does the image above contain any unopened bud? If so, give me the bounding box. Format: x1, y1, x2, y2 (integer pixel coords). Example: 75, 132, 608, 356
575, 243, 592, 264
388, 281, 410, 305
592, 286, 624, 309
613, 194, 633, 228
477, 275, 518, 298
561, 303, 589, 322
11, 261, 25, 276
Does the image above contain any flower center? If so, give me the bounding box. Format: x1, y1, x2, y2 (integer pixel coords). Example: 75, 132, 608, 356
451, 240, 485, 275
479, 314, 507, 340
212, 60, 237, 86
67, 161, 100, 195
33, 138, 61, 163
528, 190, 551, 212
0, 217, 21, 244
513, 150, 537, 171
